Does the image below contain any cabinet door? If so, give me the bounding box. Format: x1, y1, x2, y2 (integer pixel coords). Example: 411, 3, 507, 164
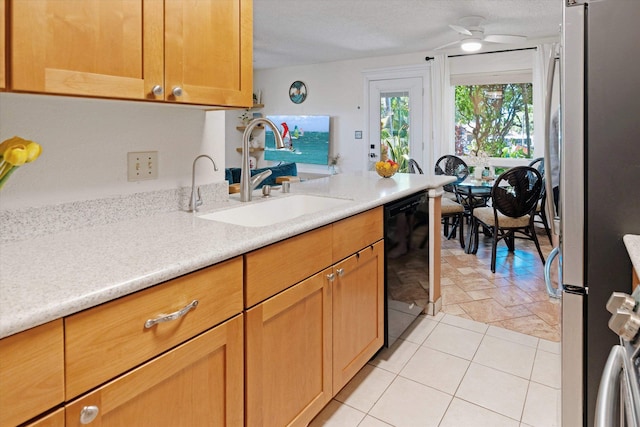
0, 320, 64, 427
10, 0, 163, 100
246, 270, 332, 427
65, 314, 244, 427
164, 0, 253, 107
332, 241, 384, 394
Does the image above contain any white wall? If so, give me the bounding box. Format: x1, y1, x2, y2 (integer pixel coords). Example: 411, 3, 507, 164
225, 52, 431, 174
0, 93, 226, 210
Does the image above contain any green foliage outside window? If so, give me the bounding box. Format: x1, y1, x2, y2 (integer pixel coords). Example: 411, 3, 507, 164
455, 83, 533, 159
380, 95, 410, 172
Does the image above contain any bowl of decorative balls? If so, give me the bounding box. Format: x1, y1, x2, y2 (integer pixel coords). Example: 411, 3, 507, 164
375, 159, 399, 178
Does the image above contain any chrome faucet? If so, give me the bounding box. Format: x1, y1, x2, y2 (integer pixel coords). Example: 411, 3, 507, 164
189, 154, 218, 212
240, 118, 285, 202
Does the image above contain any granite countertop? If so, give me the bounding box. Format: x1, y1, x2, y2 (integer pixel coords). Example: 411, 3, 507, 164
623, 234, 640, 275
0, 172, 454, 339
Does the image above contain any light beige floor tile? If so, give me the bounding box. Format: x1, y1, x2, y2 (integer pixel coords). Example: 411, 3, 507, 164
398, 315, 438, 345
456, 363, 529, 420
369, 376, 452, 427
439, 398, 519, 427
423, 323, 484, 360
486, 325, 539, 348
357, 415, 393, 426
521, 382, 561, 427
309, 399, 365, 427
473, 335, 536, 379
531, 349, 561, 389
369, 338, 419, 374
441, 313, 489, 333
538, 338, 561, 354
335, 365, 396, 413
399, 346, 470, 395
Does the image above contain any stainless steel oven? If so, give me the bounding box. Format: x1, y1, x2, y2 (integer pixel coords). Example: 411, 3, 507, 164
384, 191, 430, 347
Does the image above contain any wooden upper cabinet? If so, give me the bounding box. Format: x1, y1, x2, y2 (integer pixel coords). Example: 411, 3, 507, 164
9, 0, 253, 107
0, 0, 5, 90
164, 0, 253, 106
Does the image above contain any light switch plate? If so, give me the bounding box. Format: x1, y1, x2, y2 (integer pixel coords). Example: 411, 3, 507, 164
127, 151, 158, 181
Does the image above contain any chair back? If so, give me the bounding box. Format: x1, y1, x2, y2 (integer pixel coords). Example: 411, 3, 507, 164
408, 158, 423, 174
491, 166, 542, 218
434, 155, 469, 192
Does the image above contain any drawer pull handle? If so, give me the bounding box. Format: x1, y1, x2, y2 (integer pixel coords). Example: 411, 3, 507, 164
144, 300, 199, 329
337, 268, 345, 277
327, 273, 335, 282
80, 405, 99, 424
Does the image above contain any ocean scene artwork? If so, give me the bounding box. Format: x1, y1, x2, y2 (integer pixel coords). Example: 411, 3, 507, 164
265, 115, 331, 165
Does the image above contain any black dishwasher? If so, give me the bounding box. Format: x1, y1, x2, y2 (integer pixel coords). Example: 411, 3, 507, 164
384, 191, 430, 347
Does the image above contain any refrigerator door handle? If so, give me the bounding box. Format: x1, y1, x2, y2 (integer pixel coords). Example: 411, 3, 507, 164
543, 44, 559, 237
595, 345, 624, 427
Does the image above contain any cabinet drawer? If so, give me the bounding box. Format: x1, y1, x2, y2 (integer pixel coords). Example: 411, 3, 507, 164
65, 257, 243, 399
245, 226, 332, 308
23, 408, 65, 427
65, 315, 244, 427
0, 320, 64, 427
332, 207, 383, 263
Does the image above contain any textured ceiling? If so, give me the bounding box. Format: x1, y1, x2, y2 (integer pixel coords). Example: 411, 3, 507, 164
253, 0, 562, 69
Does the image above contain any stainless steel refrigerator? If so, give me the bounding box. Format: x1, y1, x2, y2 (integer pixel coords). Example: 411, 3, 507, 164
559, 1, 640, 425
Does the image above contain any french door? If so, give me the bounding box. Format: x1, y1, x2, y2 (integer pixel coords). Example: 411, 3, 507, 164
368, 76, 425, 172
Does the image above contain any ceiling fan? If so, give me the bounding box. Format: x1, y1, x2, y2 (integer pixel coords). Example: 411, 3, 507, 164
436, 16, 527, 52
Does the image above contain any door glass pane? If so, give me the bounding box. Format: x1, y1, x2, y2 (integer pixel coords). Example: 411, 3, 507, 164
380, 91, 410, 172
454, 83, 534, 159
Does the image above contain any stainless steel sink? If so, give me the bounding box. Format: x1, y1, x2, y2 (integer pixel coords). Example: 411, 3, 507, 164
197, 194, 352, 227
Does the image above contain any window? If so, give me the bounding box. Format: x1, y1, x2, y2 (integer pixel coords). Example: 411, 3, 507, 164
454, 82, 533, 159
380, 92, 410, 171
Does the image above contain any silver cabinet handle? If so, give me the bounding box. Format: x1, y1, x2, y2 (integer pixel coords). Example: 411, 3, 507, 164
326, 273, 335, 282
172, 87, 183, 97
336, 268, 345, 277
80, 405, 99, 424
152, 85, 163, 96
144, 300, 198, 329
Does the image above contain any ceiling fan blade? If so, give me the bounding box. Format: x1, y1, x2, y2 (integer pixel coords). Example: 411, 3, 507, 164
449, 24, 472, 36
483, 34, 527, 44
434, 40, 461, 50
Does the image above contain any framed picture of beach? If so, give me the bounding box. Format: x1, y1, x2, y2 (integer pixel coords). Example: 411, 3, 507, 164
264, 115, 331, 165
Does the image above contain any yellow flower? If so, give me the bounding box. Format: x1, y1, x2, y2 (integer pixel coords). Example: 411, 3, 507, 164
3, 144, 27, 166
24, 142, 42, 163
0, 136, 42, 190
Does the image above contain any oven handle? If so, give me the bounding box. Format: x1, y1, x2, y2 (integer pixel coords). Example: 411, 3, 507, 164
595, 345, 624, 427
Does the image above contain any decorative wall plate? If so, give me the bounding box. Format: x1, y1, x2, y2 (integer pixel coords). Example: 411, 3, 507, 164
289, 81, 307, 104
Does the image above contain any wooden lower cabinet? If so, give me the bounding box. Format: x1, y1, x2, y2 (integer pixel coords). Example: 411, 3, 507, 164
65, 314, 244, 427
245, 270, 333, 427
332, 241, 385, 394
0, 320, 64, 427
23, 409, 65, 427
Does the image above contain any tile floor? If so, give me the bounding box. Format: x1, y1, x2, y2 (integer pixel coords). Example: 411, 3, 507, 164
440, 226, 561, 342
310, 313, 561, 427
310, 225, 562, 426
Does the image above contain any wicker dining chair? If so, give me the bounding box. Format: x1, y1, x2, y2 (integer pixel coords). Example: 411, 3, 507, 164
434, 155, 469, 199
470, 166, 546, 273
406, 158, 466, 248
528, 157, 552, 244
